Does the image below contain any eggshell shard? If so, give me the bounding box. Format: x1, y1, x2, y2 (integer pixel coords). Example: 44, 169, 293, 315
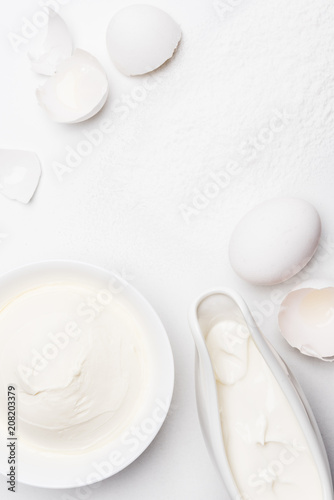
28, 9, 73, 76
0, 150, 41, 204
106, 4, 182, 76
279, 281, 334, 361
36, 49, 109, 123
229, 197, 321, 285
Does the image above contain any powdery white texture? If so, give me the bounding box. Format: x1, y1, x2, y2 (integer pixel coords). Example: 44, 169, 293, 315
2, 1, 334, 498
57, 0, 334, 282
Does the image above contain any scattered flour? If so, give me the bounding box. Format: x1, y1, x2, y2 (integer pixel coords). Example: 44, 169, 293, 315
53, 0, 334, 278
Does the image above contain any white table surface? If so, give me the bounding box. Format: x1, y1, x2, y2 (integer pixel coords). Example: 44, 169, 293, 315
1, 0, 334, 499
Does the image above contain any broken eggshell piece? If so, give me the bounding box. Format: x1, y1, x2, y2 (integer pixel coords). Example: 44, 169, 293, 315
36, 49, 109, 123
0, 150, 41, 204
28, 9, 73, 76
279, 280, 334, 361
189, 289, 333, 500
106, 4, 181, 76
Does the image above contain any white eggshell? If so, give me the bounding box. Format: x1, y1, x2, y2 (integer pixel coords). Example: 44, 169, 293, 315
28, 9, 73, 76
279, 280, 334, 361
0, 150, 41, 204
36, 49, 109, 123
106, 4, 181, 76
229, 198, 321, 285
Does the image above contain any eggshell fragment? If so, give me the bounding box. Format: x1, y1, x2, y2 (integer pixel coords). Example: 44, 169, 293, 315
106, 4, 181, 76
279, 280, 334, 361
28, 9, 73, 76
0, 150, 41, 204
229, 198, 321, 285
36, 49, 109, 123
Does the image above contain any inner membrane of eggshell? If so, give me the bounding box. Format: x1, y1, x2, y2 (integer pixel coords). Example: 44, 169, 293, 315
279, 287, 334, 359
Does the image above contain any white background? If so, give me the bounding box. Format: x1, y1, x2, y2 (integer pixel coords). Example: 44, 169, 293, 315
1, 0, 334, 499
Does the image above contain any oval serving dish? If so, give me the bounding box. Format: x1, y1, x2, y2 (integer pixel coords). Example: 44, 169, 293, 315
189, 288, 333, 500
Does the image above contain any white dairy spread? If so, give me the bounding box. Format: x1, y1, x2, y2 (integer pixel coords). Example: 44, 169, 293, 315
0, 283, 148, 453
206, 320, 323, 500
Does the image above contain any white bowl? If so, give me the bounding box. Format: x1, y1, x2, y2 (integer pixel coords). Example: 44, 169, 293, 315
189, 288, 333, 500
0, 260, 174, 489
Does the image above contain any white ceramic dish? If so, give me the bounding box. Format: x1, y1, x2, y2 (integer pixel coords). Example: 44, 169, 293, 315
189, 288, 333, 500
0, 261, 174, 489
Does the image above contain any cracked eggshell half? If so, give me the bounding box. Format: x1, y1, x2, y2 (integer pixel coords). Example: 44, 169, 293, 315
28, 9, 73, 76
0, 150, 41, 204
279, 280, 334, 361
229, 198, 322, 285
36, 49, 109, 123
106, 4, 181, 76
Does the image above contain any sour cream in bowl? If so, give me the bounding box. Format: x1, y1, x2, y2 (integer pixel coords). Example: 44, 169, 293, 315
0, 261, 174, 488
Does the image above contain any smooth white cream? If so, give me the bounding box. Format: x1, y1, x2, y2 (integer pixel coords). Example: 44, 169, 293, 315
206, 319, 323, 499
0, 283, 148, 453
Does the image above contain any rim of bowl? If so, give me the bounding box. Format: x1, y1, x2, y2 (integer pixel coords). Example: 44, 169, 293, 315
0, 260, 175, 489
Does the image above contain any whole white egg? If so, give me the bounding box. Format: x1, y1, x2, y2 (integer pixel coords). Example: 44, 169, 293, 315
229, 197, 321, 285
